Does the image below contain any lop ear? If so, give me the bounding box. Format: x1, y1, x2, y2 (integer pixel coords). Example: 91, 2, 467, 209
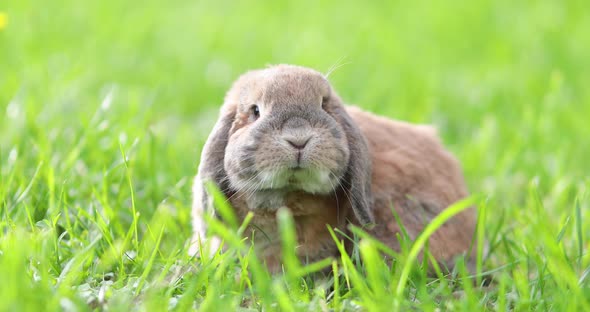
190, 105, 236, 257
195, 105, 237, 213
334, 106, 375, 226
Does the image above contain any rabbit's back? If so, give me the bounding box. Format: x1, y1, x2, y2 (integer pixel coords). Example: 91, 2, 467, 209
347, 106, 477, 266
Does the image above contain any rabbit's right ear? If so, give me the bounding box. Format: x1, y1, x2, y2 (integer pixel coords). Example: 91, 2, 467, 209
195, 105, 237, 212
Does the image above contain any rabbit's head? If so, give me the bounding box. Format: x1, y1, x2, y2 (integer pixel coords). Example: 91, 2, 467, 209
197, 65, 374, 224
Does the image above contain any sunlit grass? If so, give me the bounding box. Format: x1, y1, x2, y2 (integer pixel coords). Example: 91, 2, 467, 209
0, 12, 7, 30
1, 0, 590, 310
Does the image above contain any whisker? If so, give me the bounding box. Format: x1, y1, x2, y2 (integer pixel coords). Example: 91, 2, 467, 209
225, 170, 264, 202
325, 56, 352, 78
330, 170, 355, 211
325, 170, 341, 223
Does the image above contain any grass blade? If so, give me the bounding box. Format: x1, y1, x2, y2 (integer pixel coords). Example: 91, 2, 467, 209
394, 196, 480, 303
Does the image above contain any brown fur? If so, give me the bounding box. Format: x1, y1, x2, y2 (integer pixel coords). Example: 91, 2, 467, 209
190, 64, 477, 273
347, 106, 476, 264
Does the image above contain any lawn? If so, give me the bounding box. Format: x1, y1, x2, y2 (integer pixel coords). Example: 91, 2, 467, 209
1, 0, 589, 310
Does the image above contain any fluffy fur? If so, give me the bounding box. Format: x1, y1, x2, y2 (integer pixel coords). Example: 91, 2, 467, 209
189, 64, 477, 273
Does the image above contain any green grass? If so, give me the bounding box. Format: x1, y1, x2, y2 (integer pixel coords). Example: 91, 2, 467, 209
1, 0, 590, 310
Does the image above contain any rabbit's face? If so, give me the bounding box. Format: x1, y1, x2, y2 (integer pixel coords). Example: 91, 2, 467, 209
224, 66, 350, 195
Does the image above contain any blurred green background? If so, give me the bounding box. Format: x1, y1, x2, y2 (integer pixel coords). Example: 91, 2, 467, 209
1, 0, 589, 310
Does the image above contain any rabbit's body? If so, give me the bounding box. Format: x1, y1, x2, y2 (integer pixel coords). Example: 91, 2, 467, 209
348, 106, 476, 266
190, 65, 476, 272
230, 191, 342, 272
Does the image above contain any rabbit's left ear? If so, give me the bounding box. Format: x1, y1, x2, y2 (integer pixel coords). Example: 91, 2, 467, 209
334, 106, 375, 225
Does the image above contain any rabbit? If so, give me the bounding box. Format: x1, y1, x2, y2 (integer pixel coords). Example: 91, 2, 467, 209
189, 64, 477, 273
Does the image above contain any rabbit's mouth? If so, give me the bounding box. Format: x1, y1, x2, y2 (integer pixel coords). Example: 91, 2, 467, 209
253, 167, 339, 195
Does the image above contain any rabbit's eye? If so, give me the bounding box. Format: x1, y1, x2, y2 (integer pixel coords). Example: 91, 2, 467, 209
250, 105, 260, 120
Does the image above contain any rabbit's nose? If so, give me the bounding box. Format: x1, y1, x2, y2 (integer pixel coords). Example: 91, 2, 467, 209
285, 136, 311, 150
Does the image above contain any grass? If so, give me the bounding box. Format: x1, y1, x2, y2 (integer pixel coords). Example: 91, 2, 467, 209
1, 0, 590, 310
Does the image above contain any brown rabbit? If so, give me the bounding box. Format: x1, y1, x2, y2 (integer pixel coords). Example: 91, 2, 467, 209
189, 64, 477, 273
